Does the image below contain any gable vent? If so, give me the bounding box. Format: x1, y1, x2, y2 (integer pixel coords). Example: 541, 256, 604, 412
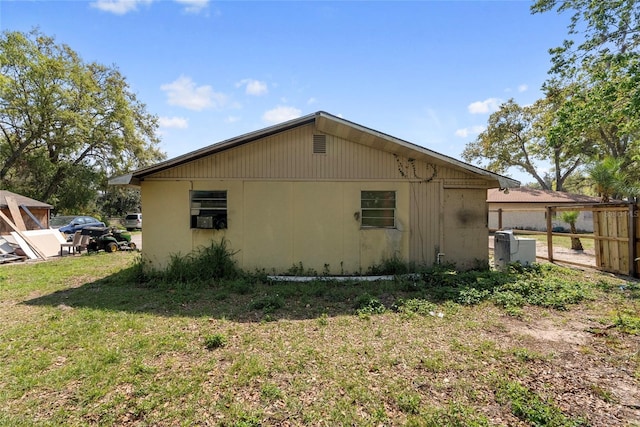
313, 134, 327, 154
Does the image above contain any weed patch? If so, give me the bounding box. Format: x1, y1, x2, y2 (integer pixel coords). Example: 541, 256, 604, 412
393, 298, 437, 317
368, 256, 412, 275
204, 333, 227, 350
417, 403, 491, 427
614, 311, 640, 335
249, 294, 284, 313
495, 380, 588, 426
147, 239, 241, 285
396, 392, 421, 414
354, 293, 386, 315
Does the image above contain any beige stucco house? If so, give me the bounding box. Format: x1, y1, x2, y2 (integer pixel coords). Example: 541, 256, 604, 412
111, 112, 519, 273
488, 187, 601, 232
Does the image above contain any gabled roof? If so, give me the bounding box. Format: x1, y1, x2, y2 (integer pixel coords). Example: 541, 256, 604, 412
487, 187, 601, 204
110, 111, 520, 188
0, 190, 53, 209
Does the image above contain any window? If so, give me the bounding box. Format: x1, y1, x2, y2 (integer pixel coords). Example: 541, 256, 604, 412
191, 190, 227, 229
361, 191, 396, 228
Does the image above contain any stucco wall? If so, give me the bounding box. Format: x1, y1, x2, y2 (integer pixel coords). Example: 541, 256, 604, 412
443, 188, 489, 269
139, 123, 496, 273
141, 179, 411, 274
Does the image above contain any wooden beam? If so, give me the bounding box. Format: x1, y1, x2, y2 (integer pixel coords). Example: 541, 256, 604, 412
0, 210, 46, 259
629, 204, 637, 277
546, 206, 554, 263
19, 205, 45, 229
5, 196, 26, 231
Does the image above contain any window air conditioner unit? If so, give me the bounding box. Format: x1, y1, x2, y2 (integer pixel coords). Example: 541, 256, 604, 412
196, 216, 214, 229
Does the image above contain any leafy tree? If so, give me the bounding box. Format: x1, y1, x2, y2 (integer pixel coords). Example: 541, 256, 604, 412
585, 156, 629, 201
531, 0, 640, 77
560, 171, 597, 195
532, 0, 640, 194
0, 29, 165, 213
98, 187, 141, 218
462, 97, 583, 191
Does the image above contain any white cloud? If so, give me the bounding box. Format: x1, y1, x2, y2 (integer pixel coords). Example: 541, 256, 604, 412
454, 125, 485, 138
236, 79, 268, 96
90, 0, 152, 14
467, 98, 502, 114
158, 116, 188, 129
175, 0, 209, 13
518, 84, 528, 93
91, 0, 208, 14
225, 116, 241, 123
262, 106, 302, 124
160, 76, 227, 111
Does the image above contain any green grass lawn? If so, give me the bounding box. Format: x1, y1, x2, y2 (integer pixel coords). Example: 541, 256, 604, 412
0, 252, 638, 426
515, 233, 596, 252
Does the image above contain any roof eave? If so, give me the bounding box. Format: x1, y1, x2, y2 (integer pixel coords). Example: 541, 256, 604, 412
128, 113, 318, 180
315, 112, 520, 188
108, 173, 141, 187
119, 110, 520, 188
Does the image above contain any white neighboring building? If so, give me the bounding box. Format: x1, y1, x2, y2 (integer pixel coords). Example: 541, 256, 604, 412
488, 187, 601, 232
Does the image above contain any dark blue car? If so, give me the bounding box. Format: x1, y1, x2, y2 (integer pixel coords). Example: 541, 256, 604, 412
51, 215, 106, 235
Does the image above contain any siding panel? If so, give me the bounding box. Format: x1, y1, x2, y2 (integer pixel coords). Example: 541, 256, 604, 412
409, 181, 441, 265
147, 123, 479, 183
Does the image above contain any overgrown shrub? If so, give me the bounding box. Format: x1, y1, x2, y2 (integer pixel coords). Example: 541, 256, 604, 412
161, 239, 241, 284
249, 295, 284, 313
368, 256, 412, 275
394, 298, 437, 317
204, 333, 227, 350
354, 293, 386, 315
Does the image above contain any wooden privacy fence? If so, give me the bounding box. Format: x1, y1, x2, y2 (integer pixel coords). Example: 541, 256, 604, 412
491, 203, 639, 277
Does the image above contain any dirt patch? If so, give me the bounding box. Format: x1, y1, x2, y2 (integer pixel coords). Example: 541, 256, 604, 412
496, 309, 640, 426
514, 317, 591, 345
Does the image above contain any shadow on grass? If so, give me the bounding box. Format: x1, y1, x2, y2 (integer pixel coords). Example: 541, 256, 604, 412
23, 264, 536, 323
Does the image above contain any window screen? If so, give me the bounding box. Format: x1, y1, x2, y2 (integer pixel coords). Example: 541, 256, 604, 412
361, 191, 396, 228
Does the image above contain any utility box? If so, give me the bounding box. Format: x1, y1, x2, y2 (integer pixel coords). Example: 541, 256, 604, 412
494, 230, 536, 269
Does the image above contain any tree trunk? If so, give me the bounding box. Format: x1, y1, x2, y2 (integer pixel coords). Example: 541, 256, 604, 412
569, 223, 583, 251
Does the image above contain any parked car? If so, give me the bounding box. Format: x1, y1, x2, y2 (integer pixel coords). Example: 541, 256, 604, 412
50, 215, 106, 235
124, 213, 142, 231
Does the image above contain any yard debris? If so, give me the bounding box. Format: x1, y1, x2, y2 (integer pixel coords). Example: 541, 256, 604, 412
0, 229, 69, 264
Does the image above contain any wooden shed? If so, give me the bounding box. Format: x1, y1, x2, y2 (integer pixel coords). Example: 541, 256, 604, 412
111, 112, 519, 273
0, 190, 52, 234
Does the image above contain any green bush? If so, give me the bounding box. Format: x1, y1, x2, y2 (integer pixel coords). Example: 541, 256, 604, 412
354, 293, 386, 315
204, 333, 227, 350
367, 256, 411, 275
396, 392, 421, 414
249, 295, 284, 313
160, 239, 241, 284
394, 298, 437, 316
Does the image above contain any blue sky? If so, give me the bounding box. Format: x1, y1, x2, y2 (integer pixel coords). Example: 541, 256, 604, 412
1, 0, 572, 183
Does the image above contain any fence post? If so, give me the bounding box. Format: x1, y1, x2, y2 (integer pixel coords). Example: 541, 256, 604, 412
546, 206, 554, 263
630, 203, 638, 278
